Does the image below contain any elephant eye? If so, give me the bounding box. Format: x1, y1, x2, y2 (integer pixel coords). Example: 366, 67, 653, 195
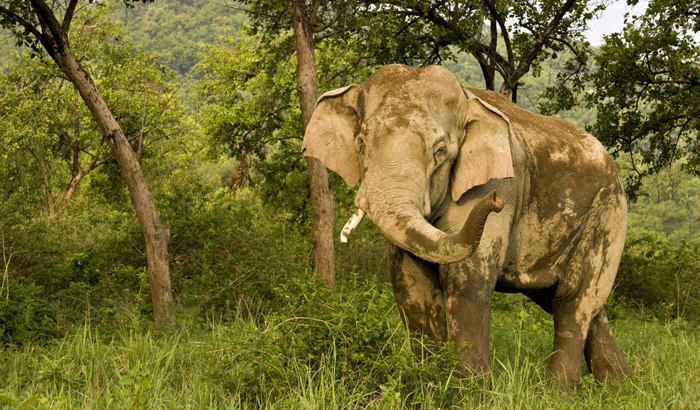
434, 146, 446, 164
357, 137, 366, 156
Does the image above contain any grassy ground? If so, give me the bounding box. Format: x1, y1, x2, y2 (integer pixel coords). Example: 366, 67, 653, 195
2, 293, 699, 409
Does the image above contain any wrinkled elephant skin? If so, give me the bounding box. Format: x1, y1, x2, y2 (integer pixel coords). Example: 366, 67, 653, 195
302, 64, 630, 386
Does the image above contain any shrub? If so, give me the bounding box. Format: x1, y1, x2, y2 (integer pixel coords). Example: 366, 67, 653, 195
210, 270, 461, 407
616, 233, 700, 320
0, 279, 59, 345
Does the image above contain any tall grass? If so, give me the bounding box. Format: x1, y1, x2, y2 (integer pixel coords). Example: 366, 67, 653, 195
2, 295, 700, 409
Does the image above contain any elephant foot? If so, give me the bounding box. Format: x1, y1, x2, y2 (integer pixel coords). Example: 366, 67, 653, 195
584, 310, 630, 383
546, 352, 583, 389
454, 343, 491, 380
547, 326, 584, 388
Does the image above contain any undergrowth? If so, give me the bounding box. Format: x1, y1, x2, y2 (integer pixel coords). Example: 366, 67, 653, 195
2, 295, 700, 409
3, 183, 700, 408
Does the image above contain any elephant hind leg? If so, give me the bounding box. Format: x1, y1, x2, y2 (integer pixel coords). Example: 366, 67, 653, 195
584, 309, 630, 383
547, 300, 587, 387
547, 191, 628, 387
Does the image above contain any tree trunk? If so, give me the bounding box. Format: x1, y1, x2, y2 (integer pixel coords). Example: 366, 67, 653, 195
62, 111, 83, 205
290, 0, 336, 289
477, 58, 496, 91
483, 18, 497, 91
27, 146, 55, 214
34, 10, 176, 328
63, 168, 84, 204
499, 82, 517, 103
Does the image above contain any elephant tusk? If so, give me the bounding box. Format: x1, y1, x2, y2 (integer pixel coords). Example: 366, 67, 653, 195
340, 208, 366, 243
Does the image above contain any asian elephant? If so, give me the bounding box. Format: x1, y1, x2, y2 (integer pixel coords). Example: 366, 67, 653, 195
302, 64, 630, 386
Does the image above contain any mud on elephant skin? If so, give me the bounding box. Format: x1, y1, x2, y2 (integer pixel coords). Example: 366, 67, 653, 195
302, 64, 630, 386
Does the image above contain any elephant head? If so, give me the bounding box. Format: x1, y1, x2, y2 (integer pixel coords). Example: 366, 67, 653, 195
302, 65, 512, 264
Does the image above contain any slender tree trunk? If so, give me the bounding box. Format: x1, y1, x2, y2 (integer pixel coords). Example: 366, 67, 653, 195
63, 169, 84, 204
31, 6, 175, 328
483, 18, 497, 91
59, 51, 175, 329
290, 0, 336, 289
62, 109, 83, 204
28, 147, 54, 214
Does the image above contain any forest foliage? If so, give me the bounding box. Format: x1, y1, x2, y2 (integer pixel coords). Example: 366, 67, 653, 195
1, 0, 700, 406
0, 0, 698, 342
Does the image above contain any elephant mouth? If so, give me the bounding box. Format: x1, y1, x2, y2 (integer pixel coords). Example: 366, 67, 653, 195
340, 208, 366, 243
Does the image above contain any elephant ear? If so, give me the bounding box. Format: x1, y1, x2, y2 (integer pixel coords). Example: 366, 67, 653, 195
302, 84, 362, 187
451, 88, 514, 201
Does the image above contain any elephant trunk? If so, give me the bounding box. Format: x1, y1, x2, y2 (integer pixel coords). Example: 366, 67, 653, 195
359, 185, 504, 264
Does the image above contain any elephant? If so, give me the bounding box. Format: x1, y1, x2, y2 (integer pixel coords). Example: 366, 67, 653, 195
301, 64, 630, 386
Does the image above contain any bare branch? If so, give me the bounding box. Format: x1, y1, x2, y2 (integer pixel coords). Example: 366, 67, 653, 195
482, 0, 513, 64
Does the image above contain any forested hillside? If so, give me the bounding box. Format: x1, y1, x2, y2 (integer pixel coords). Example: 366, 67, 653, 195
115, 0, 246, 75
1, 0, 700, 407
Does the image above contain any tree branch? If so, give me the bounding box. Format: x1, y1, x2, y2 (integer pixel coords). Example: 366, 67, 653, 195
27, 0, 70, 60
482, 0, 513, 64
62, 0, 79, 32
511, 0, 577, 85
0, 5, 43, 40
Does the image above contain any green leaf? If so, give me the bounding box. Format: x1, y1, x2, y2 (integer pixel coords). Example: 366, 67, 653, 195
119, 375, 135, 386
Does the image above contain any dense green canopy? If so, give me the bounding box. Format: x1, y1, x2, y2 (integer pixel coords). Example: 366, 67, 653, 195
591, 0, 700, 196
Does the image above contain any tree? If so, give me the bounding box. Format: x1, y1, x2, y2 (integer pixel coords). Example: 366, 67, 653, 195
359, 0, 605, 102
290, 0, 335, 288
585, 0, 700, 198
0, 0, 175, 328
0, 6, 187, 214
194, 15, 371, 214
241, 1, 603, 103
234, 0, 362, 289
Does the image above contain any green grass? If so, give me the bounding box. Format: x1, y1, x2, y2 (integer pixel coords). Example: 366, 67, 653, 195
2, 295, 699, 409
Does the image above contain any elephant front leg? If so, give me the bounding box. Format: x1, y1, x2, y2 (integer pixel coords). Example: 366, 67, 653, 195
390, 245, 447, 348
440, 262, 493, 377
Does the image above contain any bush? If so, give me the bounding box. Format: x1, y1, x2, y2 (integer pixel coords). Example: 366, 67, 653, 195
210, 271, 461, 407
616, 233, 700, 320
0, 279, 59, 345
